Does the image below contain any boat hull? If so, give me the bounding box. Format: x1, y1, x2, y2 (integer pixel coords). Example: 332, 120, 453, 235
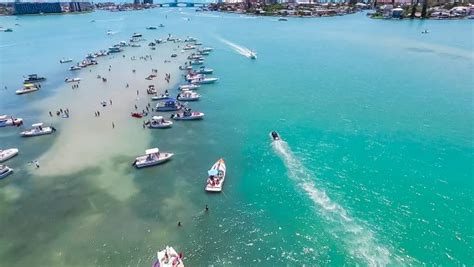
134, 153, 173, 168
0, 149, 19, 163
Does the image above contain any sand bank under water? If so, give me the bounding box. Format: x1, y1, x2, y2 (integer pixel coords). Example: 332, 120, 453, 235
31, 41, 192, 201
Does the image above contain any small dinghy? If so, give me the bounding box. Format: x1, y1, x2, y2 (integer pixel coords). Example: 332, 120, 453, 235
178, 84, 200, 91
171, 108, 204, 121
270, 131, 281, 141
132, 148, 173, 168
205, 158, 226, 192
177, 90, 200, 101
0, 148, 19, 163
0, 165, 13, 179
65, 77, 81, 83
0, 115, 23, 127
152, 246, 184, 267
69, 65, 82, 71
16, 83, 39, 95
147, 116, 173, 129
20, 123, 56, 137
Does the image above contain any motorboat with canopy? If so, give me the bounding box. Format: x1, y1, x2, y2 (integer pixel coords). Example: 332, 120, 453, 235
155, 99, 182, 111
171, 108, 204, 121
147, 116, 173, 129
177, 90, 200, 101
132, 148, 173, 168
20, 123, 56, 137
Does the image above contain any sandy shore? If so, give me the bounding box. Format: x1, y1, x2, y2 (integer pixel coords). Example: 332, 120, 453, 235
31, 38, 193, 200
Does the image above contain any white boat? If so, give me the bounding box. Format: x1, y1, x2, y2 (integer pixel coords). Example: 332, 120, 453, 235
60, 58, 73, 63
153, 246, 184, 267
147, 116, 173, 129
205, 158, 226, 192
133, 148, 173, 168
191, 77, 218, 84
20, 123, 56, 137
16, 83, 39, 95
190, 60, 204, 65
183, 45, 196, 50
69, 65, 82, 71
171, 109, 204, 120
0, 115, 23, 127
151, 93, 170, 101
65, 77, 81, 83
196, 67, 213, 74
177, 90, 200, 101
0, 165, 13, 180
199, 47, 213, 52
186, 73, 204, 81
184, 37, 197, 42
178, 84, 200, 91
0, 148, 19, 163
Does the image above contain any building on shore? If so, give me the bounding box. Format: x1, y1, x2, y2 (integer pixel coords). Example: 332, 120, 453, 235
69, 2, 93, 12
14, 1, 62, 15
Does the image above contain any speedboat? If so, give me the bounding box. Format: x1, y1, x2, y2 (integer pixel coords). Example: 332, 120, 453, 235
16, 83, 39, 95
205, 158, 226, 192
177, 90, 200, 101
69, 65, 82, 71
152, 93, 170, 101
249, 51, 257, 59
190, 60, 204, 65
0, 165, 13, 179
190, 77, 218, 84
196, 67, 213, 74
0, 148, 19, 163
0, 115, 23, 127
171, 109, 204, 120
178, 84, 200, 91
146, 26, 157, 30
199, 47, 213, 52
132, 148, 173, 168
65, 77, 81, 83
270, 131, 281, 141
20, 123, 56, 137
179, 65, 192, 71
147, 116, 173, 129
24, 74, 46, 83
152, 246, 184, 267
278, 17, 288, 21
183, 44, 196, 50
155, 99, 182, 112
60, 58, 73, 63
188, 55, 203, 60
198, 51, 210, 56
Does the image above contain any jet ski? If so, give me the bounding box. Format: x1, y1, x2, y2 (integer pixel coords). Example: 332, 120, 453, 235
270, 131, 280, 141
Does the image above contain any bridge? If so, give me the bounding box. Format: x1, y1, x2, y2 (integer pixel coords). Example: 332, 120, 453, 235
157, 0, 209, 7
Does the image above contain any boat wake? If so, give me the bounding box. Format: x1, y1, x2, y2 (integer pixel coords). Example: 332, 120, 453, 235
218, 37, 255, 59
272, 140, 403, 266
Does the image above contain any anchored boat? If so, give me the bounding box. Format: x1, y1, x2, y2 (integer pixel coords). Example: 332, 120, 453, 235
20, 123, 56, 137
205, 158, 226, 192
24, 74, 46, 83
16, 83, 39, 95
147, 116, 173, 129
0, 148, 19, 163
155, 99, 182, 112
0, 165, 13, 179
65, 77, 81, 83
133, 148, 173, 168
171, 108, 204, 120
177, 90, 200, 101
0, 115, 23, 127
60, 58, 73, 63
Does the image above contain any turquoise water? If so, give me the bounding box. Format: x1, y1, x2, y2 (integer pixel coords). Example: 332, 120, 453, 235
1, 10, 473, 266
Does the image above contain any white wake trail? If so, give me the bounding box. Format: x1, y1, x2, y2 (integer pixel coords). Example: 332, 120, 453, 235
272, 140, 400, 266
218, 37, 254, 58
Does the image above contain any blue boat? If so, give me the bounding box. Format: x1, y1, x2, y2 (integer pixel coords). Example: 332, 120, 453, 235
108, 47, 122, 53
155, 99, 182, 112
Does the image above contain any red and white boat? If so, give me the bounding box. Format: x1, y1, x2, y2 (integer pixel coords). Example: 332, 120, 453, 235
205, 158, 226, 192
